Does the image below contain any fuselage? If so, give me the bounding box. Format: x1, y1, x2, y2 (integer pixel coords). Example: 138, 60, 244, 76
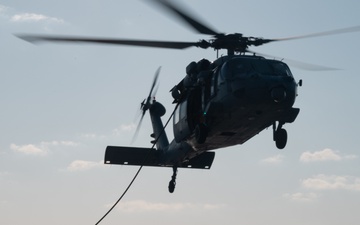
173, 55, 300, 158
105, 55, 300, 169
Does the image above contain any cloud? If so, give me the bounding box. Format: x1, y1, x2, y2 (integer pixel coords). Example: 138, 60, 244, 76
10, 141, 78, 156
10, 13, 64, 23
112, 123, 136, 135
110, 200, 226, 213
78, 123, 136, 141
0, 5, 64, 25
260, 154, 284, 164
41, 141, 78, 147
302, 174, 360, 191
283, 192, 318, 202
343, 154, 358, 160
300, 148, 357, 162
10, 143, 47, 156
79, 133, 107, 140
66, 160, 105, 172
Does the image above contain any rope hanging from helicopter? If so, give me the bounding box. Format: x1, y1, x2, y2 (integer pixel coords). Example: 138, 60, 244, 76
95, 100, 180, 225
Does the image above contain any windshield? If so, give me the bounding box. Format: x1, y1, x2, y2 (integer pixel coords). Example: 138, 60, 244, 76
221, 57, 293, 79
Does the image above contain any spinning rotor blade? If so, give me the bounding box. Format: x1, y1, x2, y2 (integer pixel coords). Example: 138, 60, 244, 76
265, 25, 360, 43
131, 67, 161, 144
132, 115, 145, 144
16, 34, 201, 50
147, 0, 219, 36
15, 1, 360, 57
248, 50, 339, 71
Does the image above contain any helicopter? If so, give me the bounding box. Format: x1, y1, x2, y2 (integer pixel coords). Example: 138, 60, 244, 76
16, 0, 360, 193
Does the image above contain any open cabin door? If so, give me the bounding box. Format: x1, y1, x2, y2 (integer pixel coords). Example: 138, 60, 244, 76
173, 100, 192, 142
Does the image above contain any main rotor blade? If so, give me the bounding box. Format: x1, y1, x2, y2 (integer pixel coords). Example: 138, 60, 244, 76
147, 0, 219, 36
16, 34, 200, 49
268, 25, 360, 42
248, 50, 339, 71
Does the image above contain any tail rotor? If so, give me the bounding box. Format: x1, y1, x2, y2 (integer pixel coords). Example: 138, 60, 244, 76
131, 67, 161, 143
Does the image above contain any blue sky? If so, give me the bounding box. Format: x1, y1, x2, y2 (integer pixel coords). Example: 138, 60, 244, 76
1, 1, 360, 225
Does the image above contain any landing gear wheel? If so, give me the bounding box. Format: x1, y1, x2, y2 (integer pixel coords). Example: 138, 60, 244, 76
168, 167, 177, 193
195, 123, 207, 144
168, 180, 176, 193
275, 128, 287, 149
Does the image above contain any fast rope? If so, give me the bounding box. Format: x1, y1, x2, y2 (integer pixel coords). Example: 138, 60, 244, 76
95, 103, 179, 225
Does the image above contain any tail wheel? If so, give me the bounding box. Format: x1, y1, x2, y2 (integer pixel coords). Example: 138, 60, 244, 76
275, 128, 287, 149
168, 180, 176, 193
195, 123, 207, 144
168, 167, 177, 193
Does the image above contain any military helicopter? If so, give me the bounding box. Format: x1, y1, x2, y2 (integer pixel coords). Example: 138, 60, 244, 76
17, 0, 360, 193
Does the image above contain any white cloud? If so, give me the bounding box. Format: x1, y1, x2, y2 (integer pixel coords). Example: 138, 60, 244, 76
10, 141, 78, 156
78, 124, 136, 140
113, 123, 136, 135
10, 143, 47, 156
110, 200, 226, 213
260, 154, 284, 164
79, 133, 107, 140
300, 148, 357, 162
343, 154, 358, 160
0, 5, 65, 29
10, 13, 64, 23
302, 174, 360, 191
283, 192, 319, 202
41, 141, 78, 147
66, 160, 105, 172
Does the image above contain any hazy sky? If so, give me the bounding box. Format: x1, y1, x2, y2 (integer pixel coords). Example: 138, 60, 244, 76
1, 1, 360, 225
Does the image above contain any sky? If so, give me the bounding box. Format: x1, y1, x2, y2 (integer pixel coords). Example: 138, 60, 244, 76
1, 0, 360, 224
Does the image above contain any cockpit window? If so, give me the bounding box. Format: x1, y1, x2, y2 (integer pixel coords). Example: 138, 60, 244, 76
232, 62, 252, 75
221, 57, 293, 79
270, 62, 292, 77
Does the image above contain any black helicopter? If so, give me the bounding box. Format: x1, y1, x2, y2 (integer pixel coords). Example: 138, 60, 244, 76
17, 0, 360, 193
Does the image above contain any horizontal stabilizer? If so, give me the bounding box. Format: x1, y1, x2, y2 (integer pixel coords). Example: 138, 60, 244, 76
104, 146, 215, 169
105, 146, 158, 166
181, 152, 215, 169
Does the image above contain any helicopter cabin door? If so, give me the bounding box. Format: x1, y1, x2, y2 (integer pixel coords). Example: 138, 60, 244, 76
173, 100, 192, 143
173, 87, 203, 142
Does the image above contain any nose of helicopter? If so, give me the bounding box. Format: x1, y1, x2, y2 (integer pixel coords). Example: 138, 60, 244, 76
271, 86, 287, 103
230, 75, 297, 108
